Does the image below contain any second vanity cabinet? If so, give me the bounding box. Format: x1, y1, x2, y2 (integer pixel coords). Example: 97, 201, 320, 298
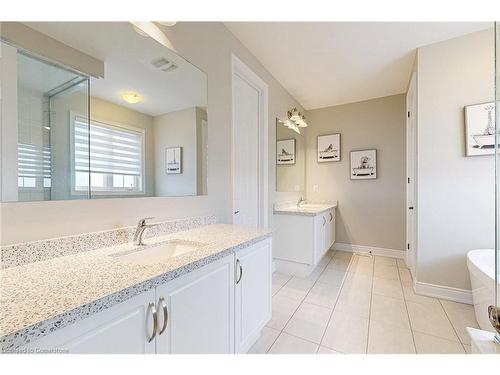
20, 238, 271, 354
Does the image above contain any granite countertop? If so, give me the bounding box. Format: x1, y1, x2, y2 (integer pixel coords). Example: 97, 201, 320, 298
273, 201, 337, 216
0, 224, 272, 351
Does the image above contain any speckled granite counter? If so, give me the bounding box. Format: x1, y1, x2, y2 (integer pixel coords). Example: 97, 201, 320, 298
273, 201, 337, 216
0, 224, 272, 351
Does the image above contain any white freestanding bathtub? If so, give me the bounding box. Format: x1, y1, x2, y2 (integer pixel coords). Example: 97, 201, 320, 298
467, 249, 497, 332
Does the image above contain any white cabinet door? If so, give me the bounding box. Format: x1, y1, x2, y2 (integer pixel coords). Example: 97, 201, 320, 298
324, 212, 331, 251
235, 238, 272, 353
22, 289, 157, 354
314, 214, 326, 263
155, 255, 235, 354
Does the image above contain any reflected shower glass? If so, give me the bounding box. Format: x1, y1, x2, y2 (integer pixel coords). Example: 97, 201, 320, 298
0, 43, 90, 202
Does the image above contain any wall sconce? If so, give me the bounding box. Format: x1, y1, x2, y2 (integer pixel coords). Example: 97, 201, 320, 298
280, 107, 308, 134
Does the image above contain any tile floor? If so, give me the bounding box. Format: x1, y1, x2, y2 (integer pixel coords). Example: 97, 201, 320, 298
248, 250, 480, 354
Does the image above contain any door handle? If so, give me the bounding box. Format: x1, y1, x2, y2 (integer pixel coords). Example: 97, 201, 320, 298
146, 302, 158, 343
158, 297, 168, 335
408, 206, 414, 210
234, 211, 240, 214
323, 216, 326, 226
329, 212, 333, 222
236, 259, 243, 284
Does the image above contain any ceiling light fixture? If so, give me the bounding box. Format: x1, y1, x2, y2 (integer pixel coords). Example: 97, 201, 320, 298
121, 91, 143, 104
156, 21, 177, 27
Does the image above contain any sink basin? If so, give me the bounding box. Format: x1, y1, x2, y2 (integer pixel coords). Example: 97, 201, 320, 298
109, 239, 208, 265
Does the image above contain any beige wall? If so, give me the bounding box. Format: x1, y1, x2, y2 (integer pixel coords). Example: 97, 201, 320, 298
305, 94, 407, 250
0, 22, 303, 245
416, 29, 495, 290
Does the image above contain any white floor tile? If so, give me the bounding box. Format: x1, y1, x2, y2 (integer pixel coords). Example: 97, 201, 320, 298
374, 263, 400, 280
372, 277, 404, 299
317, 346, 342, 354
367, 319, 416, 354
402, 283, 441, 306
439, 299, 479, 344
275, 276, 315, 301
322, 310, 369, 354
333, 251, 353, 260
413, 332, 465, 354
348, 260, 374, 276
268, 332, 318, 354
398, 268, 412, 284
342, 272, 373, 294
272, 272, 291, 296
317, 268, 347, 287
370, 294, 410, 329
304, 282, 341, 309
327, 256, 352, 272
266, 294, 302, 330
284, 302, 332, 343
247, 327, 280, 354
374, 256, 398, 268
406, 300, 460, 341
336, 288, 372, 318
397, 258, 408, 269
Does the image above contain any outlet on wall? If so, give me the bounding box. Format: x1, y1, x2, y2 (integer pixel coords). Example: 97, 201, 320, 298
313, 184, 319, 192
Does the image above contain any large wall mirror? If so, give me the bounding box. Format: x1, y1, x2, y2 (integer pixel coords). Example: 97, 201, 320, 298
276, 118, 305, 192
0, 22, 208, 202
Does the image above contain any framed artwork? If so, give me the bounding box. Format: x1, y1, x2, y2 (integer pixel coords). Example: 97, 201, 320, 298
465, 102, 497, 156
350, 149, 377, 180
276, 139, 296, 165
165, 147, 182, 174
317, 133, 341, 162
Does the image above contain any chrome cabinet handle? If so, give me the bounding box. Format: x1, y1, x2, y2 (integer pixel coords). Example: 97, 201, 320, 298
323, 216, 326, 226
146, 302, 158, 343
158, 297, 168, 335
329, 212, 333, 222
236, 259, 243, 284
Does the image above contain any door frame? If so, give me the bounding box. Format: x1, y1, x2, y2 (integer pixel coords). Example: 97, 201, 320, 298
406, 72, 417, 278
231, 54, 269, 228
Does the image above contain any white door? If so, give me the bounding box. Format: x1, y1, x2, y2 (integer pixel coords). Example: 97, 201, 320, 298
406, 72, 417, 277
22, 290, 157, 354
232, 56, 268, 227
155, 255, 235, 354
234, 239, 272, 353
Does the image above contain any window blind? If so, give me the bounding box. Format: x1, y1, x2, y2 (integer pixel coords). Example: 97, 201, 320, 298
18, 143, 51, 180
73, 116, 143, 179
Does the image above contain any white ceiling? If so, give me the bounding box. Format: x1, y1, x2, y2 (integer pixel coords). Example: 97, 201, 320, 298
225, 22, 492, 110
23, 22, 207, 117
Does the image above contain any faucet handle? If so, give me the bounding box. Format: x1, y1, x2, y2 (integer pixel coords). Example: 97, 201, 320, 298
138, 217, 154, 226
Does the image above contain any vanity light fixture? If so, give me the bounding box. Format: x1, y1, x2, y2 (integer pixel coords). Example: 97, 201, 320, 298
157, 22, 177, 27
287, 107, 308, 128
121, 91, 143, 104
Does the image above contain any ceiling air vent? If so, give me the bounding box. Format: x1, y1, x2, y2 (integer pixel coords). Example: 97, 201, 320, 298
151, 57, 178, 72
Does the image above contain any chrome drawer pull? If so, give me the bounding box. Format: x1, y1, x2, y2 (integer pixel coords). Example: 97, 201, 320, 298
329, 212, 333, 222
236, 259, 243, 284
158, 297, 168, 335
146, 302, 158, 343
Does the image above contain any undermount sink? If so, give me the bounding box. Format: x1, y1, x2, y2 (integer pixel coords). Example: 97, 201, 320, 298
109, 239, 208, 265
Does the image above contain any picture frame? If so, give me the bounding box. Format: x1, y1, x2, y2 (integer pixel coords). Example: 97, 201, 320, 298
317, 133, 341, 162
464, 102, 497, 157
350, 149, 377, 180
165, 147, 182, 174
276, 138, 296, 165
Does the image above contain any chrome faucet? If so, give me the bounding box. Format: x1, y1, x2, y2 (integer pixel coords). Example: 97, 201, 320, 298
297, 197, 305, 207
133, 217, 154, 246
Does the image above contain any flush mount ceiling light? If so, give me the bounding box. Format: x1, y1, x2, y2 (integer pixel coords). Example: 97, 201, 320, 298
121, 91, 143, 104
156, 21, 177, 27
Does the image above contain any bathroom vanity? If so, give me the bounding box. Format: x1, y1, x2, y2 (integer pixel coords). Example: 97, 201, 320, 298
273, 202, 337, 276
0, 220, 272, 354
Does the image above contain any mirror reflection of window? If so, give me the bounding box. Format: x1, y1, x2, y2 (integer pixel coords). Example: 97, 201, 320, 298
0, 22, 208, 202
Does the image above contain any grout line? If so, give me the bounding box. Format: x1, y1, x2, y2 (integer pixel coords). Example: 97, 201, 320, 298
266, 252, 335, 353
316, 252, 357, 352
398, 266, 418, 354
438, 299, 468, 354
364, 252, 376, 354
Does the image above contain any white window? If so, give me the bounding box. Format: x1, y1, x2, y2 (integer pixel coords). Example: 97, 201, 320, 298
72, 114, 145, 195
18, 143, 51, 189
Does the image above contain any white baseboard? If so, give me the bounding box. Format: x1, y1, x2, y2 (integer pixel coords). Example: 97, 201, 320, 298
415, 281, 473, 305
332, 242, 405, 259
